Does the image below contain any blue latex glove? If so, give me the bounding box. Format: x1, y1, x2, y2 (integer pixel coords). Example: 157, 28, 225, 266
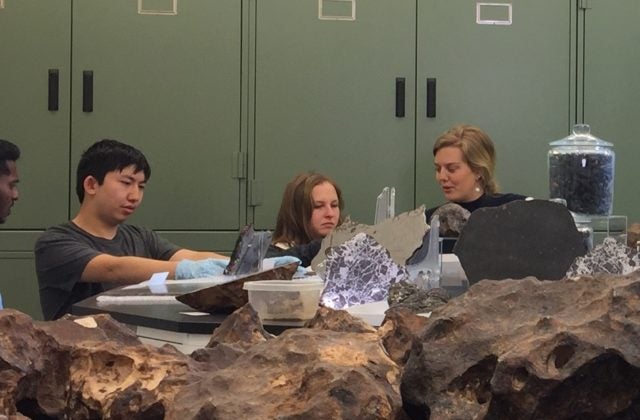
175, 258, 229, 279
263, 256, 305, 277
265, 255, 301, 267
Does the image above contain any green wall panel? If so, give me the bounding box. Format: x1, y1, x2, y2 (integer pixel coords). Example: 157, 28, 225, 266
251, 0, 417, 227
0, 251, 43, 320
583, 0, 640, 223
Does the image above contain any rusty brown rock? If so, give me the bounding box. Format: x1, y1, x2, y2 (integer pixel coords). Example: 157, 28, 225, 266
206, 303, 273, 349
191, 304, 273, 367
401, 273, 640, 419
305, 305, 377, 333
1, 304, 406, 419
175, 262, 298, 313
13, 270, 640, 419
627, 222, 640, 249
38, 312, 143, 346
170, 323, 404, 419
378, 306, 429, 366
0, 309, 204, 419
0, 309, 64, 418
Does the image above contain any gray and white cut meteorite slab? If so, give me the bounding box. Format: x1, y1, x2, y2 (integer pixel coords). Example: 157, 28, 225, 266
567, 236, 640, 277
321, 233, 409, 309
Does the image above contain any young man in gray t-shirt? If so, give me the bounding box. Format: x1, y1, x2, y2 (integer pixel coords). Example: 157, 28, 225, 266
35, 139, 229, 320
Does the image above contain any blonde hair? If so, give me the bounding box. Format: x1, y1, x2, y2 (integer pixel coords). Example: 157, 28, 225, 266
272, 172, 344, 246
433, 124, 499, 194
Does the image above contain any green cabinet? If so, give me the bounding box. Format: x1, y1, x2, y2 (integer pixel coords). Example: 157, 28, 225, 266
0, 0, 243, 318
0, 249, 42, 320
415, 0, 576, 208
70, 0, 243, 232
250, 0, 417, 226
1, 0, 243, 233
581, 0, 640, 222
0, 0, 71, 229
0, 0, 71, 319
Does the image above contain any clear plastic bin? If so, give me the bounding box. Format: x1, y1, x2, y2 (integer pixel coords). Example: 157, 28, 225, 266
243, 279, 324, 320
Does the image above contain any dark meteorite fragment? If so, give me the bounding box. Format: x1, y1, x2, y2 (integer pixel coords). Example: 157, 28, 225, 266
176, 263, 298, 313
549, 152, 614, 215
387, 280, 450, 313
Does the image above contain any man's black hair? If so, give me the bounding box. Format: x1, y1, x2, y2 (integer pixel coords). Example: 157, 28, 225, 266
0, 139, 20, 176
76, 139, 151, 203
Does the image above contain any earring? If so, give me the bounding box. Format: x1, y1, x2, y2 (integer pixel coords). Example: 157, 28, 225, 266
475, 176, 482, 193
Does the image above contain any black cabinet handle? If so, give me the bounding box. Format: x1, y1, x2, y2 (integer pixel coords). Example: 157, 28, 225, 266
48, 69, 59, 111
82, 71, 93, 113
395, 77, 405, 118
426, 78, 436, 118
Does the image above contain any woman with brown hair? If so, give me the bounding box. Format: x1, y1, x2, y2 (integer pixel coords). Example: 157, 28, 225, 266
266, 172, 344, 266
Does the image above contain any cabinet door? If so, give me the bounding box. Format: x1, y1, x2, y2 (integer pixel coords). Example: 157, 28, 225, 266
71, 0, 242, 230
416, 1, 575, 208
252, 0, 416, 227
0, 252, 42, 319
582, 0, 640, 222
0, 0, 70, 229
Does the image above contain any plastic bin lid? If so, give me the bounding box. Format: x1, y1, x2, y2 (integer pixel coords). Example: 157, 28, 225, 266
243, 279, 324, 291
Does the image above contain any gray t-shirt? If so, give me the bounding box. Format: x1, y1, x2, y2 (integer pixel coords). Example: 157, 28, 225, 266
35, 222, 180, 320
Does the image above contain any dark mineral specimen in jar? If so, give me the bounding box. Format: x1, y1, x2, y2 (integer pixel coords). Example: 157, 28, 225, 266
548, 124, 615, 216
548, 152, 614, 215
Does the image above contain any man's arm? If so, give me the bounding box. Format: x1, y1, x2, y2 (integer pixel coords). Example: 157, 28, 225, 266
81, 250, 228, 283
170, 249, 227, 261
80, 254, 181, 283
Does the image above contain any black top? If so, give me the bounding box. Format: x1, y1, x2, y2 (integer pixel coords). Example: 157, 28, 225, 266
425, 193, 528, 254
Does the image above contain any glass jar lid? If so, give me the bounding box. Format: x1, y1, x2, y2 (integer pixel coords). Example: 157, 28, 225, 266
550, 124, 613, 148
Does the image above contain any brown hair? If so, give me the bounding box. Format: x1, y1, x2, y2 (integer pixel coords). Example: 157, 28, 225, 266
433, 124, 499, 194
272, 172, 344, 246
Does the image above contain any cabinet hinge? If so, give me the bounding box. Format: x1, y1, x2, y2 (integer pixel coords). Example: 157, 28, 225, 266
579, 0, 591, 10
231, 151, 247, 179
249, 179, 263, 207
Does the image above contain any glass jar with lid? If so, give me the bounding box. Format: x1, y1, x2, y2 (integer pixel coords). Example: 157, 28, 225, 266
548, 124, 615, 216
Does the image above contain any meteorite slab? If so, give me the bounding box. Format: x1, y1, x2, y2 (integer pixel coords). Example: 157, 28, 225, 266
311, 206, 428, 272
320, 233, 409, 310
566, 236, 640, 278
454, 199, 585, 284
224, 224, 272, 275
176, 262, 298, 313
305, 306, 376, 333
